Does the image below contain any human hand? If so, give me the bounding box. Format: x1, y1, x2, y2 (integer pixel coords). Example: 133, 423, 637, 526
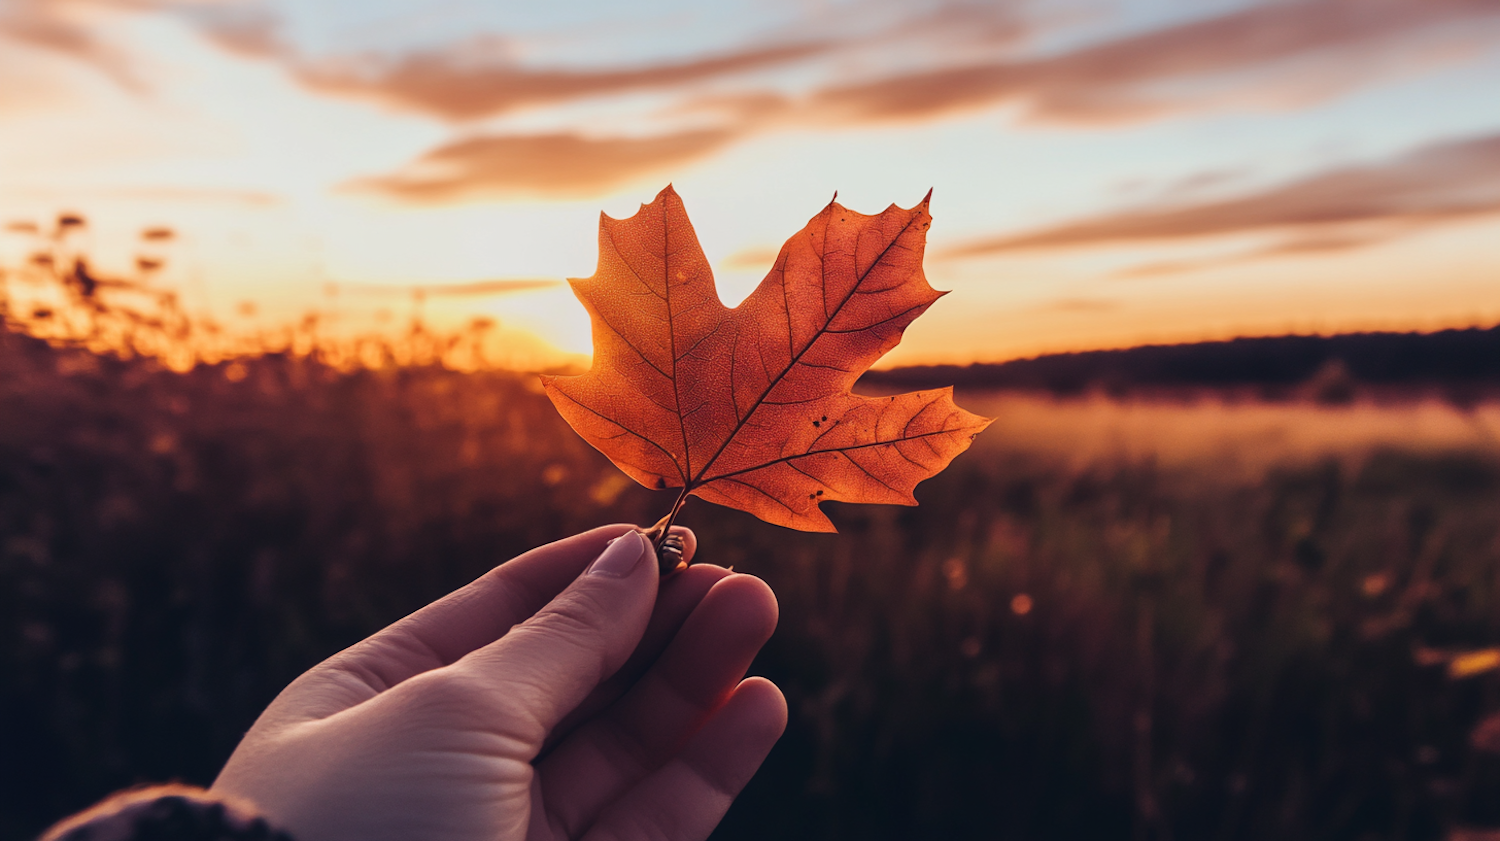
211, 525, 785, 841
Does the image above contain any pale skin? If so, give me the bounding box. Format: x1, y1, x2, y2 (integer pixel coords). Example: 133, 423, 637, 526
212, 525, 786, 841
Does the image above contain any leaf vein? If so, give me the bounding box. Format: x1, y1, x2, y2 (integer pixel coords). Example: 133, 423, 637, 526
703, 426, 962, 484
690, 208, 927, 488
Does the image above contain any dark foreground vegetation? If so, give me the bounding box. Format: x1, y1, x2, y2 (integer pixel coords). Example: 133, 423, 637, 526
4, 244, 1500, 839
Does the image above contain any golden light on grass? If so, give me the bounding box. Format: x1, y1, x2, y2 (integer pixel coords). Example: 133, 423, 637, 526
1010, 593, 1034, 616
1448, 649, 1500, 680
1361, 572, 1390, 598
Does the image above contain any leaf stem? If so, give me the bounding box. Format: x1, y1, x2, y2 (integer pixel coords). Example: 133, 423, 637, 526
644, 487, 692, 574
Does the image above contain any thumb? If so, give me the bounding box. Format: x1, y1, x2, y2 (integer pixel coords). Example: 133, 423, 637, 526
445, 530, 659, 749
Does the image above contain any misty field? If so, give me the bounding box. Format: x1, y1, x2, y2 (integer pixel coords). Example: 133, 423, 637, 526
4, 319, 1500, 840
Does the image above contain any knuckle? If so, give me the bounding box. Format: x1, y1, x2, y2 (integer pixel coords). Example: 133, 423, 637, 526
411, 669, 490, 713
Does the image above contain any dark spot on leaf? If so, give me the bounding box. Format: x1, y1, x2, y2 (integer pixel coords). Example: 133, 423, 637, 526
655, 477, 667, 489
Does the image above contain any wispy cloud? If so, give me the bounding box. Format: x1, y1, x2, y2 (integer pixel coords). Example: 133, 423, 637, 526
0, 0, 289, 92
29, 0, 1488, 205
949, 132, 1500, 258
99, 185, 283, 205
0, 0, 152, 89
804, 0, 1500, 125
0, 182, 283, 204
294, 40, 835, 122
343, 0, 1500, 204
214, 1, 1026, 122
181, 3, 284, 60
1043, 297, 1120, 313
1113, 232, 1391, 278
338, 278, 561, 297
14, 0, 1500, 132
343, 129, 736, 202
260, 0, 1500, 130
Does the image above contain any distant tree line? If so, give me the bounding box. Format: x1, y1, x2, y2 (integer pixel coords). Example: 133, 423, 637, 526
862, 325, 1500, 399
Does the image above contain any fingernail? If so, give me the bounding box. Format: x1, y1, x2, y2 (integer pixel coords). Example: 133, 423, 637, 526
588, 531, 649, 578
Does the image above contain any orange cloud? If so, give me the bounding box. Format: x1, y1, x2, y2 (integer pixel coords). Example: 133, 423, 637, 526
807, 0, 1500, 125
271, 0, 1500, 129
339, 278, 561, 297
291, 1, 1500, 206
116, 186, 280, 204
1112, 232, 1390, 278
182, 4, 283, 59
14, 0, 1500, 135
950, 132, 1500, 257
290, 40, 832, 122
0, 0, 148, 89
1044, 298, 1120, 313
248, 3, 1025, 122
0, 0, 279, 92
344, 129, 736, 201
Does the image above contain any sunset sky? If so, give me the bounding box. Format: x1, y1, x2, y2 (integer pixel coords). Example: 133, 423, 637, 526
2, 0, 1499, 368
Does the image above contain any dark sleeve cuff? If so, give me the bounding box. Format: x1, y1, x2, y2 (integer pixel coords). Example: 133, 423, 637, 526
39, 783, 296, 841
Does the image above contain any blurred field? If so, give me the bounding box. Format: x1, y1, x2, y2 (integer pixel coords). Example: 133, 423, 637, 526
4, 265, 1500, 839
966, 391, 1500, 478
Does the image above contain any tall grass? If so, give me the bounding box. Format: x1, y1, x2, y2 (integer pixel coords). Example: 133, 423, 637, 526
0, 214, 504, 371
3, 236, 1500, 839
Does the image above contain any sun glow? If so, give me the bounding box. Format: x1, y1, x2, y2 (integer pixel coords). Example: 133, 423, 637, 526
3, 0, 1499, 368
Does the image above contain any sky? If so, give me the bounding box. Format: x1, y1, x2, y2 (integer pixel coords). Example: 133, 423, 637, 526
2, 0, 1499, 368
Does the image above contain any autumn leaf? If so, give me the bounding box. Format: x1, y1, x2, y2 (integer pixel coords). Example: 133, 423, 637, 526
542, 185, 992, 536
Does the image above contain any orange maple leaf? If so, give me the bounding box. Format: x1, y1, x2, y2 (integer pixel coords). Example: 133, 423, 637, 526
542, 185, 992, 539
